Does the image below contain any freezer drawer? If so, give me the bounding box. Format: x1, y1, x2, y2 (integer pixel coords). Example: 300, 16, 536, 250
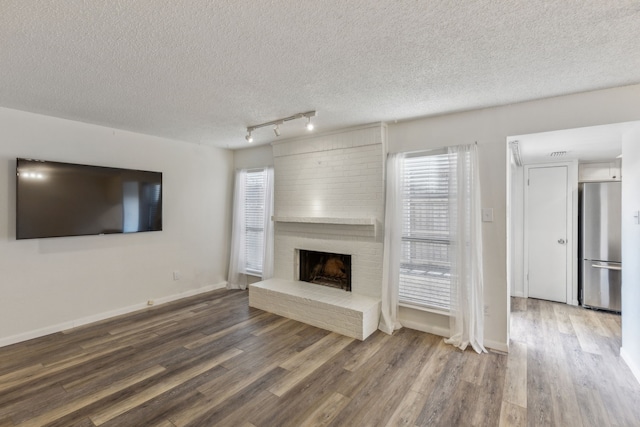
582, 260, 621, 312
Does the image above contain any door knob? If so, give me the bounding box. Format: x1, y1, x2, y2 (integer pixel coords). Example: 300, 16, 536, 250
558, 238, 566, 244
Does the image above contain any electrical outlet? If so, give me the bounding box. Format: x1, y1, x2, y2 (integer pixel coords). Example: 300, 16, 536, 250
173, 271, 181, 281
147, 300, 154, 306
484, 304, 489, 316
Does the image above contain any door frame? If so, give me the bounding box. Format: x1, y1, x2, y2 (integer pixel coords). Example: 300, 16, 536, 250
523, 161, 579, 305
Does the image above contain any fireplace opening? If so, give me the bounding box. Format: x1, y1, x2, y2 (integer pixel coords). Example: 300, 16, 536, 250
299, 249, 352, 292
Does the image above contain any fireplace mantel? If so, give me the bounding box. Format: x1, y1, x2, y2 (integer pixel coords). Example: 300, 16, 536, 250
272, 216, 375, 226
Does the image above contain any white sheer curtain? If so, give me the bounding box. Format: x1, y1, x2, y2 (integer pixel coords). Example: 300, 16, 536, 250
227, 167, 274, 289
261, 167, 275, 280
227, 169, 248, 289
444, 144, 487, 353
379, 153, 404, 335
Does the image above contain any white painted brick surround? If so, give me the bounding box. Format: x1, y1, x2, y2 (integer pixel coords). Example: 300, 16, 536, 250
272, 124, 386, 298
249, 124, 386, 339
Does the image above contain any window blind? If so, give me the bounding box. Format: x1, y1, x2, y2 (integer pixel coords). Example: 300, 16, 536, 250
245, 170, 265, 275
399, 153, 455, 311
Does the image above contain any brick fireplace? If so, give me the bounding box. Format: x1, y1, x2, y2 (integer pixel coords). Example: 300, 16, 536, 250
249, 124, 386, 340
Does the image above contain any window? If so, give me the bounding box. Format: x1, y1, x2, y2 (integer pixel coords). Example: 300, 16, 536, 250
399, 152, 455, 311
244, 169, 266, 275
228, 166, 274, 288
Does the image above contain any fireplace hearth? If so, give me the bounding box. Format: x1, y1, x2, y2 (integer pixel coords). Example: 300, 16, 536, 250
299, 249, 352, 291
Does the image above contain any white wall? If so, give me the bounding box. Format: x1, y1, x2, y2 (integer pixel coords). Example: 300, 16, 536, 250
0, 107, 234, 346
621, 125, 640, 383
388, 83, 640, 351
234, 144, 274, 170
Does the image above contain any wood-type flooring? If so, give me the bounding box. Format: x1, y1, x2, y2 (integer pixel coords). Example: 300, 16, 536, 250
0, 289, 638, 426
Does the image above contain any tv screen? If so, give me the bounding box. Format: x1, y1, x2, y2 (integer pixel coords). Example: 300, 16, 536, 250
16, 158, 163, 239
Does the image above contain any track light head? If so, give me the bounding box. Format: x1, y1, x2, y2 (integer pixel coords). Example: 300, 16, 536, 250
245, 131, 253, 143
273, 124, 281, 137
306, 116, 314, 131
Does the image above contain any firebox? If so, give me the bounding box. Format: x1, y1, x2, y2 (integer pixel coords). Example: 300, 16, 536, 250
299, 249, 352, 291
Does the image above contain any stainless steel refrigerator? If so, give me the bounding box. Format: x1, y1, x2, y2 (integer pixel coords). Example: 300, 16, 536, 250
580, 182, 622, 312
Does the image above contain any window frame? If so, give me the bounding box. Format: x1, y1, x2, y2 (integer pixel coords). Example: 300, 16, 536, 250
398, 150, 456, 313
244, 168, 266, 276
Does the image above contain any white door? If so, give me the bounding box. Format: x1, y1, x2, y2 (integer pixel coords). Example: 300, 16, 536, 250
526, 165, 568, 303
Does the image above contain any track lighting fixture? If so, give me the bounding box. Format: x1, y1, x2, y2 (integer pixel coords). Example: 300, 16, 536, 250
245, 110, 316, 142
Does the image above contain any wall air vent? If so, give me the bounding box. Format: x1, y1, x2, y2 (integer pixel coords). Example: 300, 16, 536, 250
550, 151, 568, 157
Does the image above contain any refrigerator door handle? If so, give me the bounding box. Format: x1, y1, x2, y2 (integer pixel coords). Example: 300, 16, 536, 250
591, 264, 622, 271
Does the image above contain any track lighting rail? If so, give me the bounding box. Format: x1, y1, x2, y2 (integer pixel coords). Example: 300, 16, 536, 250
246, 110, 316, 142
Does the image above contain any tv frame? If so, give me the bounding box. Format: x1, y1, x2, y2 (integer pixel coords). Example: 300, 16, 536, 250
16, 158, 163, 240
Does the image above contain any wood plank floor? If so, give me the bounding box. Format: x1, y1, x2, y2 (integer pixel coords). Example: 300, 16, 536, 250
1, 289, 639, 426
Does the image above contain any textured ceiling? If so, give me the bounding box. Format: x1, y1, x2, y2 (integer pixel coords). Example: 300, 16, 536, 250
1, 1, 640, 149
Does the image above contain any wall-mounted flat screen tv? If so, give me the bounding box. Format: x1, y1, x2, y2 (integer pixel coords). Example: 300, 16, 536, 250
16, 158, 163, 239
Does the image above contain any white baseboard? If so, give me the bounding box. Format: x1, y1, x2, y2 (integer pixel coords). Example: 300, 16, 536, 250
152, 282, 227, 306
512, 291, 524, 298
400, 319, 450, 340
484, 339, 509, 353
400, 320, 508, 353
0, 282, 227, 349
621, 347, 640, 386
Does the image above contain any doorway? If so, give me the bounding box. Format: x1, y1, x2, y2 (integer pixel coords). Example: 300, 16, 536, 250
507, 123, 633, 312
524, 164, 573, 303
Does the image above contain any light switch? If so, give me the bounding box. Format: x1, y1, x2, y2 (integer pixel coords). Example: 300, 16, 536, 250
482, 208, 494, 222
634, 211, 640, 225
